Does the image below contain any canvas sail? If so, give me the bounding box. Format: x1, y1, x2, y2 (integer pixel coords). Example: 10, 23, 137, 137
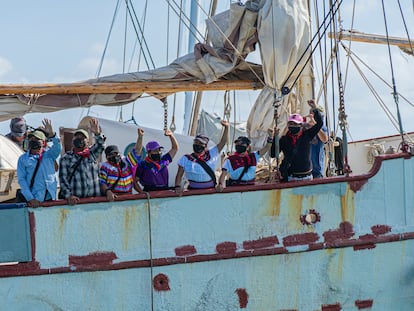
246, 0, 312, 149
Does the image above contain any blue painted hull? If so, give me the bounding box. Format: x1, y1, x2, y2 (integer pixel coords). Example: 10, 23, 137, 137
1, 154, 414, 310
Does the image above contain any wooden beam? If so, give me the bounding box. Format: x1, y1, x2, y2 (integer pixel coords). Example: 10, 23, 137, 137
329, 30, 414, 49
0, 80, 263, 95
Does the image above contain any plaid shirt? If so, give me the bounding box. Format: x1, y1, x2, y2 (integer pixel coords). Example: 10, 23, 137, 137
59, 133, 105, 199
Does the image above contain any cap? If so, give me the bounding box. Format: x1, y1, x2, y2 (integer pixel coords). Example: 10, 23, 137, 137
145, 141, 163, 152
288, 113, 304, 124
10, 117, 27, 137
73, 129, 89, 139
234, 136, 251, 145
105, 145, 120, 156
29, 130, 46, 141
194, 134, 209, 145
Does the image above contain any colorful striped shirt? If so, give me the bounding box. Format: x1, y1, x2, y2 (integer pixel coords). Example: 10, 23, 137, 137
99, 148, 140, 193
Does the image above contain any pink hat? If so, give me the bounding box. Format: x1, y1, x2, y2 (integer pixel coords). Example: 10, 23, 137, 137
288, 113, 304, 124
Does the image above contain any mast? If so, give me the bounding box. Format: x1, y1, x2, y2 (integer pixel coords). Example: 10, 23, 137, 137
329, 31, 414, 49
182, 0, 199, 134
0, 80, 261, 95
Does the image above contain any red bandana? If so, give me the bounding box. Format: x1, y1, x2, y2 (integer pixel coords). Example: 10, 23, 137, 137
75, 148, 91, 158
287, 130, 303, 147
145, 156, 161, 171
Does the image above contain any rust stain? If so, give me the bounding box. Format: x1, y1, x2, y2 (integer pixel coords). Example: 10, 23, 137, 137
123, 208, 131, 250
235, 288, 248, 308
243, 236, 279, 250
283, 232, 319, 247
175, 245, 197, 256
354, 234, 376, 251
153, 273, 170, 291
216, 242, 237, 255
355, 299, 373, 309
287, 194, 304, 231
58, 208, 70, 237
323, 221, 354, 244
123, 206, 139, 250
371, 224, 391, 235
348, 179, 368, 192
69, 251, 117, 268
340, 186, 355, 223
271, 189, 282, 217
321, 303, 341, 311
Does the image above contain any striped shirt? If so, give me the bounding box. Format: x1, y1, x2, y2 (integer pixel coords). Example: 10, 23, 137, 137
99, 149, 140, 193
59, 133, 105, 199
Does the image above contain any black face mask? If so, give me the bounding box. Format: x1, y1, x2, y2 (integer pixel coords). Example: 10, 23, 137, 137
150, 153, 161, 162
73, 138, 86, 149
108, 154, 122, 164
29, 140, 43, 150
235, 145, 247, 153
288, 126, 301, 135
193, 144, 205, 154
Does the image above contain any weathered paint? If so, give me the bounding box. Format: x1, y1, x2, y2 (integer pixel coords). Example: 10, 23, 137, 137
0, 154, 413, 310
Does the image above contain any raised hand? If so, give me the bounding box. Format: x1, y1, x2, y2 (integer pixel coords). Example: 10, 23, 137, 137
89, 118, 101, 134
40, 118, 54, 137
164, 129, 173, 137
220, 120, 229, 128
138, 128, 145, 137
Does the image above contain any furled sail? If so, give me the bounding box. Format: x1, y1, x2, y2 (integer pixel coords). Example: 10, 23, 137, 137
247, 0, 312, 149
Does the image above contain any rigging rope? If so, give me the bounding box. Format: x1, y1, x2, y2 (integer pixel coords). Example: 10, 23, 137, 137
281, 0, 343, 95
397, 0, 414, 55
380, 0, 407, 151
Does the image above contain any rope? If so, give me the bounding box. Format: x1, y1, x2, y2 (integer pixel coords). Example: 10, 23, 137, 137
96, 0, 121, 78
380, 0, 407, 151
281, 0, 343, 94
162, 98, 168, 132
397, 0, 414, 55
193, 0, 265, 86
143, 192, 154, 311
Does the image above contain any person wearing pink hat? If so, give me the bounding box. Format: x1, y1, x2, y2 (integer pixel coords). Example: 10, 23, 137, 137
271, 99, 323, 182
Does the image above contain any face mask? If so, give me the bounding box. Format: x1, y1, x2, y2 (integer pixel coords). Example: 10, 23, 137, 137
73, 138, 86, 149
193, 144, 205, 154
108, 154, 121, 164
150, 153, 161, 162
29, 140, 43, 150
235, 145, 247, 153
288, 126, 301, 135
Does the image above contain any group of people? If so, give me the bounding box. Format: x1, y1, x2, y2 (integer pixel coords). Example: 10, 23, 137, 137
5, 99, 328, 207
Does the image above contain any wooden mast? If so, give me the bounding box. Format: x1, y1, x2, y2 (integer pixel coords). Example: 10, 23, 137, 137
0, 80, 262, 95
329, 30, 414, 49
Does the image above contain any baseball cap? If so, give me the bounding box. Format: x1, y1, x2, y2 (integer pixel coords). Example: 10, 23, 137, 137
145, 141, 163, 152
28, 130, 46, 141
288, 113, 304, 124
194, 134, 209, 145
73, 129, 89, 139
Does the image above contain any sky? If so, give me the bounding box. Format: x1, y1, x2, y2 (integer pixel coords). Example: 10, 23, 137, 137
0, 0, 413, 142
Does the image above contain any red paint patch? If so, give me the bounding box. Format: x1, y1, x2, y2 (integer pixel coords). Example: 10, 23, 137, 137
69, 252, 117, 267
175, 245, 197, 256
283, 232, 319, 247
235, 288, 248, 308
29, 212, 36, 261
353, 234, 376, 251
323, 221, 354, 244
153, 273, 170, 291
216, 242, 237, 255
355, 299, 373, 309
321, 303, 341, 311
243, 236, 279, 250
371, 225, 391, 235
348, 179, 368, 192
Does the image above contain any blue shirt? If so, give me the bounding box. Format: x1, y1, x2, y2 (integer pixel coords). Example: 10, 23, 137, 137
311, 125, 328, 178
17, 136, 62, 201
